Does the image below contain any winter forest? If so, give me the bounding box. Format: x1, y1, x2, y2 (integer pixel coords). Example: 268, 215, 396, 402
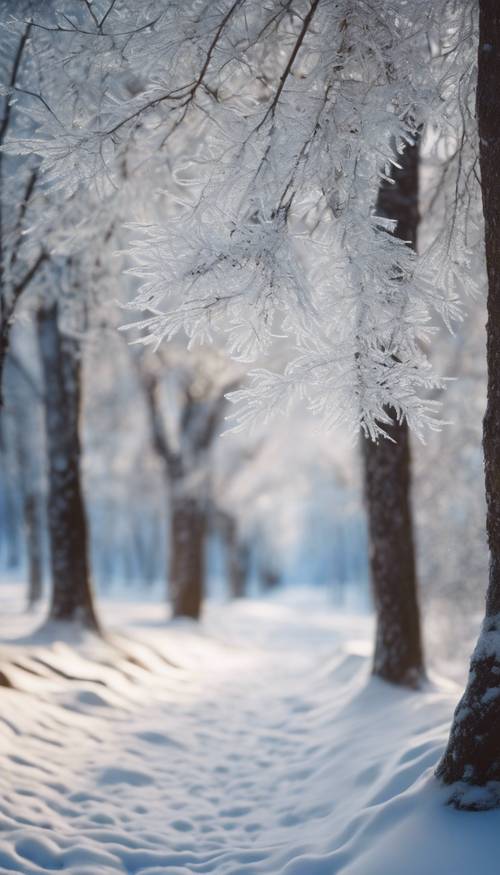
0, 0, 499, 873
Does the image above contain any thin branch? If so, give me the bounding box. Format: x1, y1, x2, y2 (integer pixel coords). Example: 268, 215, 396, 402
104, 0, 246, 139
0, 21, 32, 148
99, 0, 118, 31
257, 0, 321, 129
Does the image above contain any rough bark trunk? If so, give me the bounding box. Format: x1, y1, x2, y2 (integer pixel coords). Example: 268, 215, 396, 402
362, 139, 425, 687
436, 2, 500, 806
37, 302, 99, 631
362, 413, 424, 686
169, 493, 205, 620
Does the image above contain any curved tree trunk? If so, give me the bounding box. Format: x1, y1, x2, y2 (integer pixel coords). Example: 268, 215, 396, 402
362, 139, 425, 687
37, 302, 99, 631
436, 1, 500, 806
169, 493, 205, 620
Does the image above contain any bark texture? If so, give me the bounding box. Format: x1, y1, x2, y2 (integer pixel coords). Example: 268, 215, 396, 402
436, 2, 500, 804
169, 495, 205, 619
362, 139, 425, 687
37, 303, 98, 630
363, 412, 423, 686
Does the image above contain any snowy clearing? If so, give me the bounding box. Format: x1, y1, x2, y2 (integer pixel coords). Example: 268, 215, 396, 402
0, 586, 496, 875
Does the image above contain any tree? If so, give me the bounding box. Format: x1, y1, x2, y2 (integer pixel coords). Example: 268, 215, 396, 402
0, 3, 147, 629
436, 0, 500, 808
135, 347, 234, 619
19, 1, 450, 437
362, 141, 425, 687
37, 295, 99, 631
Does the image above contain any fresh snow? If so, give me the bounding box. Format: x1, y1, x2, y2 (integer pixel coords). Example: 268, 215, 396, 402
0, 584, 497, 875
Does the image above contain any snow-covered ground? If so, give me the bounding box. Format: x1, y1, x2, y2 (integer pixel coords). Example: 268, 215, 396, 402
0, 583, 497, 875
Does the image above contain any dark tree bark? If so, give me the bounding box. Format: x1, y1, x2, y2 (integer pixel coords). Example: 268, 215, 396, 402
436, 2, 500, 806
37, 302, 99, 631
169, 494, 205, 618
363, 411, 423, 686
362, 139, 425, 687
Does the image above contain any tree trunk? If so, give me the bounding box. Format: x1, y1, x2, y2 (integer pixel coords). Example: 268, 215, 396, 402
219, 512, 250, 599
228, 540, 250, 600
260, 564, 281, 592
169, 492, 205, 619
37, 302, 99, 631
362, 413, 424, 686
436, 2, 500, 805
24, 492, 43, 608
362, 139, 425, 687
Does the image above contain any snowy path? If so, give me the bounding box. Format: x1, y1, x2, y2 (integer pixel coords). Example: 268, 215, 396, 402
0, 590, 498, 875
